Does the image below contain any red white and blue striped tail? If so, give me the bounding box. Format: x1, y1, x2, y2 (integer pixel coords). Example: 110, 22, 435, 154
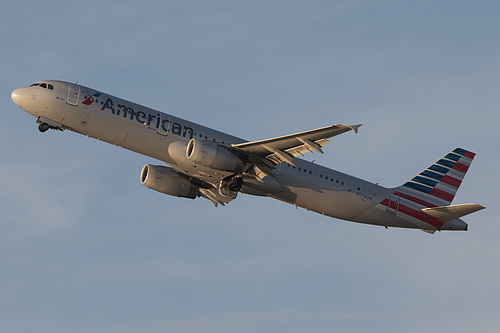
397, 148, 475, 207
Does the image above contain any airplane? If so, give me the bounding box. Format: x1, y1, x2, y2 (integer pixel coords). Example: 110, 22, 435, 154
11, 80, 485, 233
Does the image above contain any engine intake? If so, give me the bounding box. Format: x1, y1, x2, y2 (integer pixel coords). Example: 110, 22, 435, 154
185, 139, 245, 172
141, 164, 198, 199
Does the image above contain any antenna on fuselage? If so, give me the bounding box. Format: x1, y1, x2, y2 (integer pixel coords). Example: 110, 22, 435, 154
74, 81, 79, 84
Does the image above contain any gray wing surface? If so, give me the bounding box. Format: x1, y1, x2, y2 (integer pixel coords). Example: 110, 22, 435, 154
231, 124, 361, 166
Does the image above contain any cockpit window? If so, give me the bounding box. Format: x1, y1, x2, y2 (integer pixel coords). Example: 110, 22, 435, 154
29, 82, 53, 90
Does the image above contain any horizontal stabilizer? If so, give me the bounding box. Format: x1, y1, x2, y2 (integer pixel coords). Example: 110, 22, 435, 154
421, 204, 485, 222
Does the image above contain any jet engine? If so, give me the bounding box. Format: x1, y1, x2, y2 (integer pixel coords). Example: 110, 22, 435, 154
185, 139, 246, 172
140, 164, 199, 199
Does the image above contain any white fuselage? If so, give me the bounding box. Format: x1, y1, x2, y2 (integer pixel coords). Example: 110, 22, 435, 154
11, 80, 467, 230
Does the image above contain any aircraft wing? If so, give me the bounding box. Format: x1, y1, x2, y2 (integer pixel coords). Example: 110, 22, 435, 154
231, 124, 361, 166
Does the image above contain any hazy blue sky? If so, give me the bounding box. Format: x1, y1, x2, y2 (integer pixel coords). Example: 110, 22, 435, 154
1, 1, 499, 332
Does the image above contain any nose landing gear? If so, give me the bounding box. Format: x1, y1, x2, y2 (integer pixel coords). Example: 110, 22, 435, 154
36, 116, 64, 133
38, 123, 50, 132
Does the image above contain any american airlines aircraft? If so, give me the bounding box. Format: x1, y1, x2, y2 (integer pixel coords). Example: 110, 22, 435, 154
11, 80, 485, 233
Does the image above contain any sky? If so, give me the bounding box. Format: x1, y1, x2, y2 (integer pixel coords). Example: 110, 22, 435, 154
1, 1, 499, 332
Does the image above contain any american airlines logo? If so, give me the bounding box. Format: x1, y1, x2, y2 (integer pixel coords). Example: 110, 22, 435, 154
99, 97, 195, 139
82, 92, 102, 105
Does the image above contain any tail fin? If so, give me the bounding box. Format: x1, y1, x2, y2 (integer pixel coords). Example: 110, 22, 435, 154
382, 148, 484, 232
397, 148, 476, 207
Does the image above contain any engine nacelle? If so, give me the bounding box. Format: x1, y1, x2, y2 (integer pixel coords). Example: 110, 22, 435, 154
185, 139, 245, 172
168, 140, 189, 166
140, 164, 198, 199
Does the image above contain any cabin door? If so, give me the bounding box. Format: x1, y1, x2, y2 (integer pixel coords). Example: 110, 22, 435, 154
386, 193, 400, 214
157, 114, 170, 136
66, 84, 80, 106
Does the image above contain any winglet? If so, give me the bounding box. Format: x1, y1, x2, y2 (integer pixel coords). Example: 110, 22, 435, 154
349, 124, 362, 134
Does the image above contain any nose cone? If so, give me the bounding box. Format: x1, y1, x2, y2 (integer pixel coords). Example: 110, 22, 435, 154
11, 88, 25, 108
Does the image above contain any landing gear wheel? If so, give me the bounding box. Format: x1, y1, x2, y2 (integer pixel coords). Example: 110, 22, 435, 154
38, 123, 49, 133
227, 177, 243, 192
218, 176, 243, 197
